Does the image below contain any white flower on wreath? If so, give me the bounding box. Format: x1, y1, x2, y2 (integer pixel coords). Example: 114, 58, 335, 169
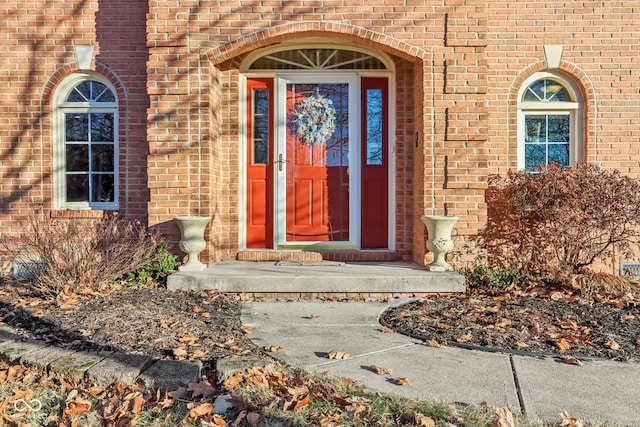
292, 94, 336, 145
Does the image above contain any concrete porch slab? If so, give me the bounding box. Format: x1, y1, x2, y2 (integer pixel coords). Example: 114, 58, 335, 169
167, 261, 465, 294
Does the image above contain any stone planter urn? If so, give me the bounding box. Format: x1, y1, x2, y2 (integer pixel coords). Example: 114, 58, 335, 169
421, 215, 459, 272
174, 216, 211, 272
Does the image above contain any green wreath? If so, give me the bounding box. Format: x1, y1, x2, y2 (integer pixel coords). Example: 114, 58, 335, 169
292, 94, 337, 145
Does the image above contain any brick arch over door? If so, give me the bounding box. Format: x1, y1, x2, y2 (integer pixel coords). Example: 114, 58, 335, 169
206, 21, 429, 65
204, 23, 430, 263
507, 61, 597, 166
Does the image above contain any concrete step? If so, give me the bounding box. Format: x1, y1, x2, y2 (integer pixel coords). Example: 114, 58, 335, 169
167, 261, 465, 296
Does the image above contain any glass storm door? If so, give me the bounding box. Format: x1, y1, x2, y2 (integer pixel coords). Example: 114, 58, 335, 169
283, 80, 352, 244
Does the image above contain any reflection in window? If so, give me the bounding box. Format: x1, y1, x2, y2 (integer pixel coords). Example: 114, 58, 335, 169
365, 89, 383, 165
60, 78, 117, 207
524, 114, 570, 169
252, 89, 269, 165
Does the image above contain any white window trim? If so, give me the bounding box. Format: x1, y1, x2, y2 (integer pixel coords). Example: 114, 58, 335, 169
53, 72, 119, 210
517, 72, 583, 170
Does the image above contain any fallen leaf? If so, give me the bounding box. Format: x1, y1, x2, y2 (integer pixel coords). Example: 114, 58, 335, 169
436, 322, 454, 330
378, 326, 395, 333
168, 386, 188, 399
636, 338, 640, 346
188, 402, 214, 419
605, 340, 621, 351
173, 347, 188, 358
63, 398, 92, 418
559, 410, 584, 427
282, 394, 310, 411
620, 314, 635, 322
131, 395, 145, 414
550, 291, 564, 301
188, 380, 216, 398
31, 308, 45, 316
531, 322, 541, 335
246, 412, 260, 426
366, 365, 393, 375
492, 407, 515, 427
456, 334, 473, 343
201, 312, 211, 318
222, 373, 244, 391
393, 377, 411, 386
560, 355, 583, 366
263, 345, 283, 352
515, 341, 529, 348
412, 412, 436, 427
190, 305, 203, 313
326, 350, 350, 360
555, 338, 571, 351
211, 414, 228, 426
424, 339, 444, 348
240, 326, 252, 334
303, 314, 320, 319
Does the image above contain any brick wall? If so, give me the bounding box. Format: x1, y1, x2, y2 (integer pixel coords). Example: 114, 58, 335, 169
146, 0, 490, 265
4, 0, 640, 272
0, 0, 149, 266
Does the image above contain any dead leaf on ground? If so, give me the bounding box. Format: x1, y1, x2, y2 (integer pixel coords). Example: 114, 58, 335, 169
515, 341, 529, 348
366, 365, 393, 375
303, 314, 320, 319
436, 322, 454, 330
560, 355, 583, 366
555, 338, 571, 351
492, 407, 515, 427
188, 402, 214, 419
412, 412, 436, 427
240, 326, 252, 334
456, 334, 473, 343
378, 326, 395, 333
605, 340, 621, 351
620, 314, 635, 322
392, 377, 412, 386
326, 350, 350, 360
636, 338, 640, 346
424, 339, 444, 348
559, 410, 584, 427
62, 398, 92, 419
188, 380, 216, 398
263, 345, 283, 352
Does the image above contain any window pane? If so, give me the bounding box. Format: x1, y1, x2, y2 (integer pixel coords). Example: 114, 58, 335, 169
525, 115, 546, 142
66, 144, 89, 171
66, 174, 89, 202
548, 144, 569, 166
66, 82, 91, 102
92, 82, 115, 102
548, 115, 570, 142
90, 113, 114, 142
65, 113, 89, 141
92, 174, 115, 202
252, 89, 269, 165
525, 144, 546, 170
92, 144, 114, 172
366, 89, 383, 165
523, 79, 571, 102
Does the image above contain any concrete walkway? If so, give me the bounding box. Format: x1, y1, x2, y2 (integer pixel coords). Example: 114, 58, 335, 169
241, 301, 640, 426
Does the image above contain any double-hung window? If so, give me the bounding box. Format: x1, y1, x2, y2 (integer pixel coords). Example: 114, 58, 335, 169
56, 75, 118, 209
518, 73, 582, 170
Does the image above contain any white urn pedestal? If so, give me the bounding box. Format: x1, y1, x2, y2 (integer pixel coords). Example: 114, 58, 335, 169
421, 215, 459, 272
174, 216, 211, 272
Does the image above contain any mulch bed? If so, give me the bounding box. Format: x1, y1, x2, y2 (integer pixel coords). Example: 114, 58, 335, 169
381, 286, 640, 363
0, 282, 262, 374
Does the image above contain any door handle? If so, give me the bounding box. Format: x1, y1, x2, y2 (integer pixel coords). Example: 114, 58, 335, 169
274, 153, 287, 172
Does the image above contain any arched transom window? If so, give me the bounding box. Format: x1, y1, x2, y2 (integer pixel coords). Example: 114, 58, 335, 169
246, 47, 389, 71
55, 74, 118, 209
518, 73, 582, 171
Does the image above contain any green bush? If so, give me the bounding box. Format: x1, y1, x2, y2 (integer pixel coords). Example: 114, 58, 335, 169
463, 264, 526, 291
127, 243, 180, 286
